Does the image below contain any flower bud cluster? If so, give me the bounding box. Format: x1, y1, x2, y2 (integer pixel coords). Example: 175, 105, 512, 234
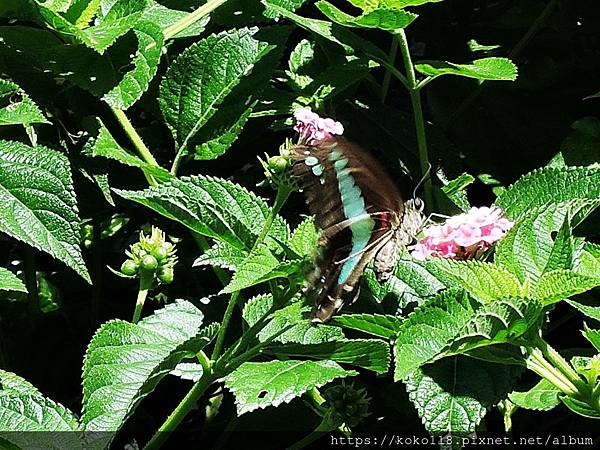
323, 383, 370, 428
120, 227, 177, 284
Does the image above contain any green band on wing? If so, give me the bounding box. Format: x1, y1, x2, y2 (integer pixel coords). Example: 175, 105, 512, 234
329, 148, 374, 284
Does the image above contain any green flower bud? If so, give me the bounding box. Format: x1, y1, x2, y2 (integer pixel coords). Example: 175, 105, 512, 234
153, 245, 169, 261
157, 266, 174, 284
141, 254, 158, 271
120, 259, 137, 276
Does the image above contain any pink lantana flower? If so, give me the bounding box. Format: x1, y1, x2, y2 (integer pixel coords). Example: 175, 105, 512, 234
410, 206, 513, 261
294, 107, 344, 144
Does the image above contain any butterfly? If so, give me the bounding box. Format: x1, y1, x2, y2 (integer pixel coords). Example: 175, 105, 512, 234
292, 137, 424, 323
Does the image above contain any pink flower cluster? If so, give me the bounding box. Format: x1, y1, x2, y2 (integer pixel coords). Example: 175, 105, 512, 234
294, 107, 344, 144
410, 206, 514, 261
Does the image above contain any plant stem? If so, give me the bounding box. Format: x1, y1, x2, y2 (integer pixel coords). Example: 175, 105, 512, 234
252, 185, 292, 251
163, 0, 229, 40
527, 348, 578, 395
111, 107, 159, 168
287, 417, 336, 450
396, 30, 433, 210
132, 274, 152, 323
144, 371, 218, 450
210, 291, 240, 361
535, 337, 591, 396
381, 37, 398, 102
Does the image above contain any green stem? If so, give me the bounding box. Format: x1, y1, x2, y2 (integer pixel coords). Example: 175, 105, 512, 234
252, 185, 291, 251
535, 337, 591, 397
143, 371, 218, 450
396, 30, 433, 210
381, 37, 398, 102
210, 291, 240, 361
163, 0, 229, 41
111, 108, 159, 168
527, 348, 578, 395
287, 417, 336, 450
132, 274, 152, 323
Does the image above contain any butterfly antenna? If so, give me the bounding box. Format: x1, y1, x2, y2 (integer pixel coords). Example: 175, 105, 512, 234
413, 162, 432, 200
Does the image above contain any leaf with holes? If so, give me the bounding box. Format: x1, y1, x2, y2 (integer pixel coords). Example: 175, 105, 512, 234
223, 360, 356, 415
0, 78, 49, 127
102, 21, 163, 110
415, 57, 517, 81
0, 140, 89, 282
81, 301, 211, 449
425, 259, 522, 303
496, 167, 600, 221
0, 267, 26, 293
115, 175, 288, 251
159, 28, 272, 155
405, 356, 521, 437
267, 339, 390, 373
394, 289, 474, 381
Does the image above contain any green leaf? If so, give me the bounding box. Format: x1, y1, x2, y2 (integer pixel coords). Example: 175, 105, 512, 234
193, 102, 254, 160
243, 294, 344, 344
0, 140, 89, 282
583, 325, 600, 352
87, 119, 171, 181
193, 243, 247, 272
394, 289, 474, 380
448, 298, 542, 356
440, 172, 474, 211
0, 370, 81, 448
263, 0, 387, 58
467, 39, 501, 52
141, 0, 209, 38
405, 357, 521, 437
508, 379, 561, 411
81, 300, 210, 448
574, 242, 600, 278
567, 299, 600, 323
495, 201, 593, 283
0, 268, 26, 293
316, 1, 417, 31
426, 259, 522, 303
544, 214, 574, 273
115, 175, 288, 251
0, 78, 49, 127
159, 28, 271, 154
286, 39, 315, 90
415, 57, 517, 81
169, 362, 203, 382
102, 21, 163, 109
531, 270, 600, 306
330, 314, 402, 339
224, 360, 356, 415
35, 0, 146, 54
268, 339, 390, 374
222, 245, 301, 293
262, 0, 307, 19
350, 0, 444, 7
289, 216, 318, 257
561, 396, 600, 419
65, 0, 101, 27
496, 167, 600, 221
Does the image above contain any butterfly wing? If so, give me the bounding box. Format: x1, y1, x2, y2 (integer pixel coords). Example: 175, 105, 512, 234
292, 138, 406, 322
